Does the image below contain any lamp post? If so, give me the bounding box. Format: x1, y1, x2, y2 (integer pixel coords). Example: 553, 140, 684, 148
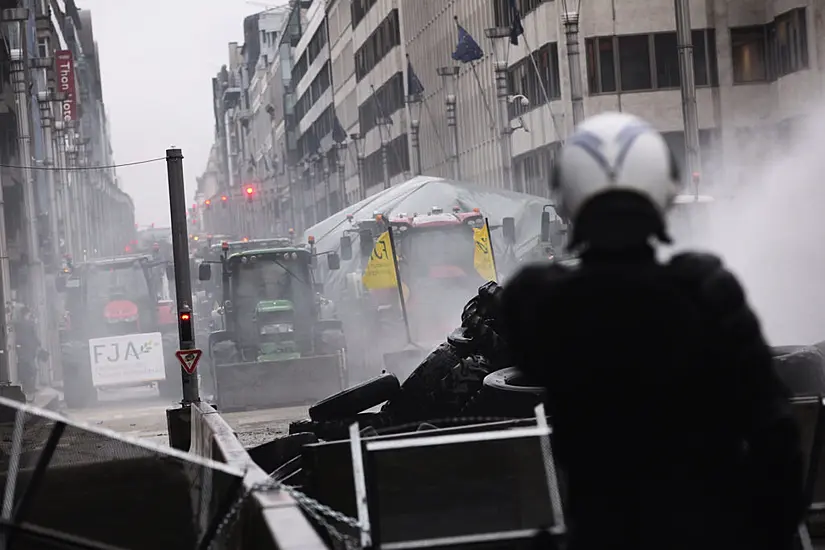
322, 160, 331, 218
405, 93, 423, 175
675, 0, 702, 195
560, 1, 585, 128
53, 117, 72, 257
336, 141, 348, 208
377, 117, 393, 189
436, 66, 461, 180
350, 132, 365, 201
4, 7, 48, 352
484, 26, 514, 191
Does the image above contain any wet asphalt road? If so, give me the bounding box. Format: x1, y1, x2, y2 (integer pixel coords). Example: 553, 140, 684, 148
60, 385, 308, 448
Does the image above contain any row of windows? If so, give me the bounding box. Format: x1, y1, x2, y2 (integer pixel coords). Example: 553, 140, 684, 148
358, 72, 404, 136
731, 8, 808, 83
332, 42, 354, 91
586, 30, 718, 94
512, 143, 558, 198
297, 105, 336, 159
351, 0, 378, 29
492, 0, 549, 27
294, 61, 331, 123
292, 24, 328, 85
355, 9, 400, 82
507, 42, 561, 119
362, 134, 410, 189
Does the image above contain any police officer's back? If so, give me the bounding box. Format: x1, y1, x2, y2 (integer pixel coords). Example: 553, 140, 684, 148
501, 113, 803, 550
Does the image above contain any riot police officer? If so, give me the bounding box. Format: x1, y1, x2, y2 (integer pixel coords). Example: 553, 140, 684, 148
501, 112, 803, 550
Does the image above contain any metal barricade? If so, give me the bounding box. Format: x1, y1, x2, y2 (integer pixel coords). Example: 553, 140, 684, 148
0, 396, 245, 550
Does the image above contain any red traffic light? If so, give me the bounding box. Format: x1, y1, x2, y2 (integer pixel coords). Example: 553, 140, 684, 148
245, 186, 254, 195
221, 195, 227, 201
179, 312, 191, 321
205, 199, 211, 206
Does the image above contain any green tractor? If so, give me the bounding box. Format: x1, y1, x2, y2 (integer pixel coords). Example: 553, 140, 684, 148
198, 245, 346, 411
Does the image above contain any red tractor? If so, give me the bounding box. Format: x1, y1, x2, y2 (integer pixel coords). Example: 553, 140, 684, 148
339, 207, 515, 376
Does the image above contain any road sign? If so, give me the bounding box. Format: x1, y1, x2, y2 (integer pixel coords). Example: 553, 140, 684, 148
175, 349, 203, 374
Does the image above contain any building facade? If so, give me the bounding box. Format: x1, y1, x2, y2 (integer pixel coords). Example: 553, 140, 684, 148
198, 0, 823, 237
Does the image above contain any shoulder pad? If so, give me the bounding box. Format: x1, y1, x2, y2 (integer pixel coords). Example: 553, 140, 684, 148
667, 251, 747, 315
667, 251, 723, 278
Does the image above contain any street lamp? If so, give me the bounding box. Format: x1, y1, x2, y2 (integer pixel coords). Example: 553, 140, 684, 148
350, 132, 366, 201
484, 26, 514, 191
336, 141, 348, 208
560, 0, 585, 128
376, 117, 393, 189
436, 66, 461, 180
405, 92, 423, 176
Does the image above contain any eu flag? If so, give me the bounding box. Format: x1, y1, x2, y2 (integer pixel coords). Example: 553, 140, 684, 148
332, 115, 347, 144
407, 60, 425, 96
452, 24, 484, 63
509, 0, 524, 45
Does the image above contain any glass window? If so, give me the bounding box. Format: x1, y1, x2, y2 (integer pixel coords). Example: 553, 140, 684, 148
598, 38, 617, 93
654, 33, 679, 89
731, 26, 768, 83
618, 35, 652, 91
586, 37, 617, 94
691, 30, 708, 86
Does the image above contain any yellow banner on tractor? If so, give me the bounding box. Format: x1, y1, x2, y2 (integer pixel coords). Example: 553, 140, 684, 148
362, 231, 398, 289
473, 222, 497, 282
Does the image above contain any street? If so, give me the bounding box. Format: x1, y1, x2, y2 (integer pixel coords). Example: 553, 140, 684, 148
61, 385, 308, 448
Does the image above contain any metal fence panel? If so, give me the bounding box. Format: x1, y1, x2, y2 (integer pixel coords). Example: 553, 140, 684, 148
0, 397, 245, 550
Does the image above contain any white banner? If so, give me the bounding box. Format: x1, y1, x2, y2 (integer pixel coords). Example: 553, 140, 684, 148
88, 332, 166, 387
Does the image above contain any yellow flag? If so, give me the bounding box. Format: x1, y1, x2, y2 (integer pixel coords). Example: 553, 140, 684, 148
473, 223, 497, 282
362, 231, 398, 289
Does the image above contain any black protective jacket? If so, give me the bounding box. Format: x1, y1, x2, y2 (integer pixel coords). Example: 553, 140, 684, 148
501, 247, 804, 550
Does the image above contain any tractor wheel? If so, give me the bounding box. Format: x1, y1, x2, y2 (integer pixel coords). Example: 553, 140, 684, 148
309, 372, 400, 422
474, 367, 547, 419
427, 355, 495, 419
381, 342, 463, 422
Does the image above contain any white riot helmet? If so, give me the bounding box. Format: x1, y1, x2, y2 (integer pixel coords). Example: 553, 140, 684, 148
551, 112, 680, 249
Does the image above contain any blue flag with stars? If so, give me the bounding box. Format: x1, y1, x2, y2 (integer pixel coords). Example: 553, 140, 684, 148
407, 60, 425, 96
452, 24, 484, 63
509, 0, 524, 45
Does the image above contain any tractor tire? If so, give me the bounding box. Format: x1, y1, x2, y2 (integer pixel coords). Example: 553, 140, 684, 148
427, 355, 495, 418
309, 372, 401, 422
381, 342, 463, 422
477, 367, 547, 418
771, 345, 825, 397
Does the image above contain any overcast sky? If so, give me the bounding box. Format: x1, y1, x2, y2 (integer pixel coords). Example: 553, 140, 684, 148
77, 0, 267, 227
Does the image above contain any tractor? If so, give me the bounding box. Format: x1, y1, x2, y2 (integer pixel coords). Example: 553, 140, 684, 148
197, 244, 347, 411
57, 254, 181, 408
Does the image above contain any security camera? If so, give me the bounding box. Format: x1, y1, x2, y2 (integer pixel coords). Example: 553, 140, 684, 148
519, 96, 529, 107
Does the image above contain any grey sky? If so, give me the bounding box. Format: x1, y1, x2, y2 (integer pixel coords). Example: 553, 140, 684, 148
77, 0, 262, 227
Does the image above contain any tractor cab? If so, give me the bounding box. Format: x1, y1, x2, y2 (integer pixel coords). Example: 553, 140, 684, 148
60, 254, 170, 339
198, 246, 341, 362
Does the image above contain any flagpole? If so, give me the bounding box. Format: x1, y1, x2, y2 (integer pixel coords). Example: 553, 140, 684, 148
387, 226, 413, 345
485, 217, 500, 282
453, 16, 497, 132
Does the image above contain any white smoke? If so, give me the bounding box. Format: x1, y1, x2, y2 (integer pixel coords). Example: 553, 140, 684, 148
669, 108, 825, 346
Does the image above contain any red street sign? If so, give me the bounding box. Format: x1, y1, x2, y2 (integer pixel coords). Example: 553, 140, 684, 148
175, 349, 202, 374
55, 50, 77, 121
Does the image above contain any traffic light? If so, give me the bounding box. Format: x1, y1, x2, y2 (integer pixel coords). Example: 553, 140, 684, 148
245, 186, 255, 203
221, 195, 228, 208
204, 199, 211, 209
178, 306, 193, 345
